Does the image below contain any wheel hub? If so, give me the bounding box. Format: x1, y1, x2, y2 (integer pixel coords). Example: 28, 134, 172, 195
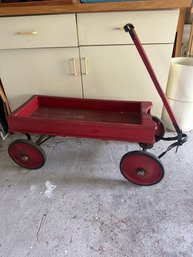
136, 168, 146, 176
21, 155, 29, 162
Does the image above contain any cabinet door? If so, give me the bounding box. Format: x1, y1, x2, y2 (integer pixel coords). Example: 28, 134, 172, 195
80, 44, 173, 117
0, 48, 82, 111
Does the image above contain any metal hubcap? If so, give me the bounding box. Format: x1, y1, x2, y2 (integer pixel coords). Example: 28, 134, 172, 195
136, 168, 146, 176
21, 155, 29, 162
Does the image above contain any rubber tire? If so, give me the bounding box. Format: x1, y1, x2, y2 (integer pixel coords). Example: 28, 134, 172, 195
120, 150, 164, 186
8, 139, 46, 169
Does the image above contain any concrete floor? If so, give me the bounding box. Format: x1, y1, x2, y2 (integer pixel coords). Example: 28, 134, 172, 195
0, 131, 193, 257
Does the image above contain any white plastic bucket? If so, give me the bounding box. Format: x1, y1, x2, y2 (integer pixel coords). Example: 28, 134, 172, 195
166, 57, 193, 102
162, 57, 193, 131
162, 98, 193, 131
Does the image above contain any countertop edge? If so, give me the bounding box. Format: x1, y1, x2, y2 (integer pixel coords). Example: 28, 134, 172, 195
0, 0, 192, 17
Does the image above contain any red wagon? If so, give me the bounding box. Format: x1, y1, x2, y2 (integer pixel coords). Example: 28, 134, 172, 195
7, 24, 187, 186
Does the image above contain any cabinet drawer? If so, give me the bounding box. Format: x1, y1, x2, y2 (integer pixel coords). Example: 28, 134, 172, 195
77, 10, 179, 45
0, 14, 78, 49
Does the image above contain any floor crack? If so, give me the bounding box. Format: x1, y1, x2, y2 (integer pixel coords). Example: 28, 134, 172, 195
36, 213, 47, 242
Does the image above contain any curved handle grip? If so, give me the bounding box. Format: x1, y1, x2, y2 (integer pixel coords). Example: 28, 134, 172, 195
124, 24, 135, 39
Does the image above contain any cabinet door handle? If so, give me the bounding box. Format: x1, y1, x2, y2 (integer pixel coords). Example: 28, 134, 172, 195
72, 58, 78, 76
82, 57, 88, 75
16, 31, 38, 35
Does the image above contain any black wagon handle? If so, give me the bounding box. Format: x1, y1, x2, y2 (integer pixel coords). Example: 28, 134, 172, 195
124, 23, 187, 146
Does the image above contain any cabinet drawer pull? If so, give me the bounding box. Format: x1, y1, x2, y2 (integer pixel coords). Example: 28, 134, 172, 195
114, 27, 124, 31
72, 58, 78, 76
82, 57, 88, 75
16, 31, 38, 36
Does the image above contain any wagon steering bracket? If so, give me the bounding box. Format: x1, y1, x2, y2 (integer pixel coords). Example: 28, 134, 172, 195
157, 125, 187, 159
25, 134, 53, 146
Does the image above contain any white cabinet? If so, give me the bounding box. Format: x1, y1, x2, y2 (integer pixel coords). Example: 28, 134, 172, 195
0, 10, 179, 116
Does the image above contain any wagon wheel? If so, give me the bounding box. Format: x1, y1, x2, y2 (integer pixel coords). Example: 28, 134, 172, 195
8, 139, 46, 169
152, 116, 166, 142
120, 151, 164, 186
